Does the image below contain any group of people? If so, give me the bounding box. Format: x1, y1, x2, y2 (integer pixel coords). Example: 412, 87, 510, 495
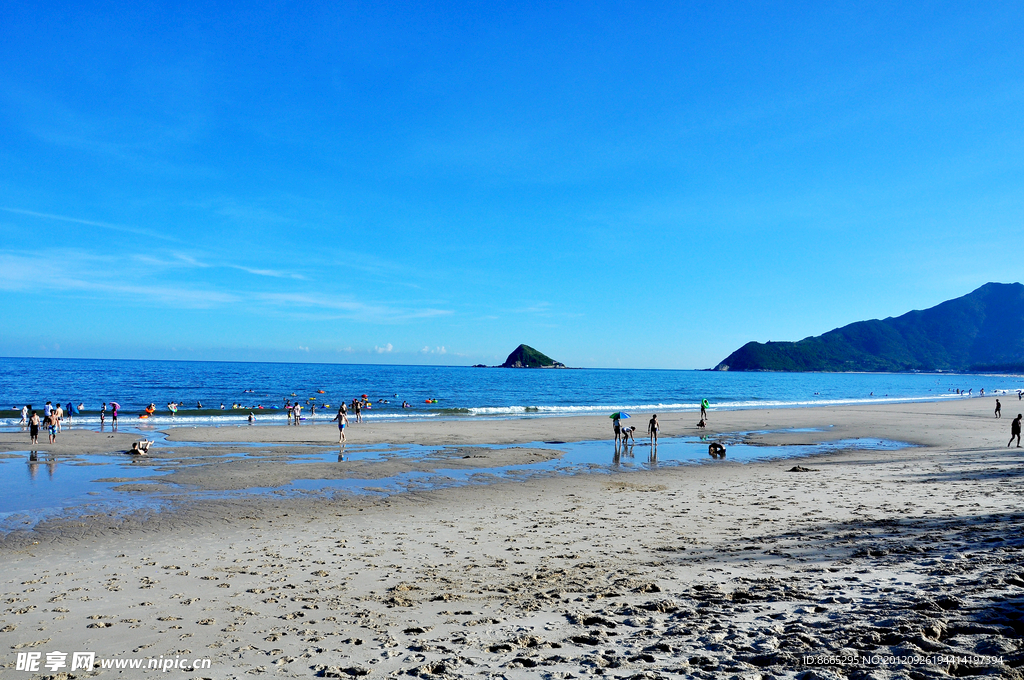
612, 413, 662, 446
19, 401, 80, 428
21, 401, 75, 444
612, 399, 712, 447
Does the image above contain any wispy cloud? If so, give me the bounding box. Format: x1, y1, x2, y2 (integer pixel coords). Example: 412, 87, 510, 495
511, 302, 552, 314
133, 253, 304, 280
0, 250, 453, 322
0, 207, 180, 243
373, 343, 393, 354
228, 265, 306, 280
0, 251, 238, 308
255, 292, 452, 322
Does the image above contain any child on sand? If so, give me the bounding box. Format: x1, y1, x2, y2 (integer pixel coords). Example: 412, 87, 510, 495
332, 407, 349, 444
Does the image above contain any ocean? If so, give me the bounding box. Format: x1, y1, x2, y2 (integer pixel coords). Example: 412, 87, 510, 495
1, 357, 1021, 429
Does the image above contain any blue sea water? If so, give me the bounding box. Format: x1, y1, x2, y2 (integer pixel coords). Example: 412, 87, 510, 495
1, 357, 1022, 428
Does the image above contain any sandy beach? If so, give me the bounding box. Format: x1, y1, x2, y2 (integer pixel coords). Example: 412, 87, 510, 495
2, 398, 1023, 678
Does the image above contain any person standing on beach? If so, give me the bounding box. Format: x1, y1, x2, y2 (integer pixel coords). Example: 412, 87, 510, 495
996, 399, 1002, 418
54, 403, 64, 432
29, 411, 39, 445
100, 402, 106, 425
332, 407, 349, 444
648, 414, 659, 445
111, 403, 118, 428
1009, 414, 1022, 448
20, 405, 28, 426
293, 402, 301, 425
46, 412, 57, 443
354, 400, 362, 423
44, 401, 52, 419
700, 399, 709, 421
612, 414, 621, 443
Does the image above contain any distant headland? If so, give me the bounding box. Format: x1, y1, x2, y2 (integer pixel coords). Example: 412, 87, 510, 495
713, 282, 1024, 373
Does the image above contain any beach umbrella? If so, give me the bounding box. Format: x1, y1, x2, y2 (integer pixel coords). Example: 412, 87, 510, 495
609, 412, 630, 419
109, 402, 120, 410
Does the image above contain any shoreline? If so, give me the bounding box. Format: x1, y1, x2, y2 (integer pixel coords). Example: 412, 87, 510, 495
0, 388, 1009, 431
0, 398, 1014, 536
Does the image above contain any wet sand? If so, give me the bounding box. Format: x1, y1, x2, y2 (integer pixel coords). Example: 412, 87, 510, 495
1, 398, 1023, 678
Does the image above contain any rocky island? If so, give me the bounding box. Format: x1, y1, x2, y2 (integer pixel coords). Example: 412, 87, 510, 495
500, 344, 567, 368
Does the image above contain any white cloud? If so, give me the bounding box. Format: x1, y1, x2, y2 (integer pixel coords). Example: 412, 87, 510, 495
374, 343, 393, 354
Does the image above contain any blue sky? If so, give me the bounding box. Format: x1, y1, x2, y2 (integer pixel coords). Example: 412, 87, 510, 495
1, 1, 1022, 368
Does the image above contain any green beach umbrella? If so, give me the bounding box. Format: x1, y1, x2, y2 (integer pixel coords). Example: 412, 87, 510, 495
609, 412, 631, 419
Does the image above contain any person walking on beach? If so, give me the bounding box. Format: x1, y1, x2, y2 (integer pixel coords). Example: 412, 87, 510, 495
332, 407, 349, 444
1009, 414, 1022, 448
354, 400, 362, 424
46, 412, 57, 443
100, 402, 107, 425
996, 399, 1002, 418
612, 414, 621, 443
648, 414, 660, 445
700, 398, 709, 422
111, 403, 118, 428
29, 411, 39, 445
293, 402, 301, 425
54, 403, 64, 432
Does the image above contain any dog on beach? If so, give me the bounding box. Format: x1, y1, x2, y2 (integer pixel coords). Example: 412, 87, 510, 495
708, 442, 726, 458
697, 419, 706, 429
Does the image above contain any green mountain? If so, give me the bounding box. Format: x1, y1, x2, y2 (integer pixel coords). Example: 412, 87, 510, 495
501, 344, 565, 368
713, 282, 1024, 372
